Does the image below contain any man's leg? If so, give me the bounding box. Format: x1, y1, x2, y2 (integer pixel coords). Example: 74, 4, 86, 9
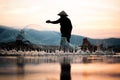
66, 35, 70, 43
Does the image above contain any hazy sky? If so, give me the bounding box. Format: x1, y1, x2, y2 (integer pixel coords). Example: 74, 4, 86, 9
0, 0, 120, 39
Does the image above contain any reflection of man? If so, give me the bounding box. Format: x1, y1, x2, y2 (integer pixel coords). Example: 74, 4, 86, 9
46, 11, 73, 43
60, 63, 71, 80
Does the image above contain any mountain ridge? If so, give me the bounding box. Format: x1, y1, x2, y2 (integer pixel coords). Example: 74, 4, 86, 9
0, 25, 120, 47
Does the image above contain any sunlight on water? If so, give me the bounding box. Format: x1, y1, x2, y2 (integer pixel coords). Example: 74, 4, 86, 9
72, 63, 120, 80
0, 54, 120, 80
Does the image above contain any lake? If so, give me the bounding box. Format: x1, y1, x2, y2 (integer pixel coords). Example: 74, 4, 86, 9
0, 54, 120, 80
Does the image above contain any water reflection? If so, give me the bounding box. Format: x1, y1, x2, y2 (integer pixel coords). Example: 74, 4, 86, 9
17, 56, 25, 74
0, 55, 120, 80
1, 55, 120, 64
60, 63, 71, 80
60, 57, 71, 80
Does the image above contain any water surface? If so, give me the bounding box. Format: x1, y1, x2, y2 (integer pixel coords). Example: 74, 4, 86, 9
0, 54, 120, 80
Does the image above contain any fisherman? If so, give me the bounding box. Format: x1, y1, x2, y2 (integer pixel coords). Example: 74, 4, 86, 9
46, 11, 73, 43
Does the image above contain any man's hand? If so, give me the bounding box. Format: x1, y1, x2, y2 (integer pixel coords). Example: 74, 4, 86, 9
46, 20, 51, 23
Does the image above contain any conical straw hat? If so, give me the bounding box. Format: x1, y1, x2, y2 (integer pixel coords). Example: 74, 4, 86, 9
58, 11, 68, 16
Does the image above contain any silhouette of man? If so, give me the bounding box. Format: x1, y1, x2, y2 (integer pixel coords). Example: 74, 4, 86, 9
46, 11, 73, 42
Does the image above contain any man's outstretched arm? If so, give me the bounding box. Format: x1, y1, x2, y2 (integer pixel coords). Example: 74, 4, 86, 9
46, 19, 60, 24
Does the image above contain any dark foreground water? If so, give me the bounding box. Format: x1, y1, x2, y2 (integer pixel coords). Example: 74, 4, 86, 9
0, 54, 120, 80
